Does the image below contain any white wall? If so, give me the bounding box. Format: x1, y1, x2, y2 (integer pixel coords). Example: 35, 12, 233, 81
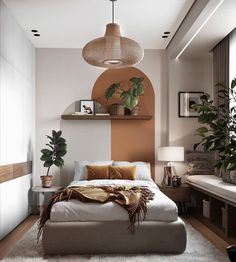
0, 0, 35, 239
35, 48, 213, 186
35, 49, 167, 186
36, 48, 108, 186
157, 57, 213, 184
169, 58, 213, 149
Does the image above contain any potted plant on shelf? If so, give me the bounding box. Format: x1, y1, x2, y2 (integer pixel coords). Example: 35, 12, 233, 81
105, 77, 144, 115
40, 130, 67, 188
193, 78, 236, 181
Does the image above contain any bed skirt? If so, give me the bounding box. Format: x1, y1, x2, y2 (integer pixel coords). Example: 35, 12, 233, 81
42, 218, 186, 254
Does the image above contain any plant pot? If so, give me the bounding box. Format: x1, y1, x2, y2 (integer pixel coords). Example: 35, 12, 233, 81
40, 175, 53, 188
131, 105, 139, 115
110, 103, 125, 115
124, 108, 131, 115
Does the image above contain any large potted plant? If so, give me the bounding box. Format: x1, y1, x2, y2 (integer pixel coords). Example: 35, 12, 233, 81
40, 130, 67, 188
105, 77, 144, 115
193, 78, 236, 174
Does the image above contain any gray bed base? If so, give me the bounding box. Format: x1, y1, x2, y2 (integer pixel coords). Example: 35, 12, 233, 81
42, 218, 187, 255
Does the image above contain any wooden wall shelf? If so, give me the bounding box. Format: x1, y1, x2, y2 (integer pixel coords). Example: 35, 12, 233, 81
61, 115, 152, 120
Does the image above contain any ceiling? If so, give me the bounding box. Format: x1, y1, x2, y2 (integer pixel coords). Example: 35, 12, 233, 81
3, 0, 194, 49
182, 0, 236, 58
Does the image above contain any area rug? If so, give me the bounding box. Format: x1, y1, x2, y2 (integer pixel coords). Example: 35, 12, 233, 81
3, 222, 228, 262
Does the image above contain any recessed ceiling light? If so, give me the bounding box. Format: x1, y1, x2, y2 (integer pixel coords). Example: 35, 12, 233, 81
164, 31, 170, 34
162, 35, 168, 38
34, 34, 40, 37
31, 29, 38, 33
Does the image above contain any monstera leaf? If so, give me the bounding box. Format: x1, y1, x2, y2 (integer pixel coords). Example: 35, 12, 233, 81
121, 91, 139, 110
105, 83, 120, 100
105, 77, 144, 110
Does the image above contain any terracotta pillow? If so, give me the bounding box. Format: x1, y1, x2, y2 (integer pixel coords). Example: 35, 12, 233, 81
86, 165, 110, 180
109, 166, 136, 180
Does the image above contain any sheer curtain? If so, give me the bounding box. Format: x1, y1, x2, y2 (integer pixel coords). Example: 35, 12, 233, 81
213, 36, 229, 106
212, 32, 230, 177
229, 29, 236, 138
230, 28, 236, 84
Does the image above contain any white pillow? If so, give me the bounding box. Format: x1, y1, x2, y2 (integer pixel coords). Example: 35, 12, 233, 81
112, 161, 152, 181
74, 160, 113, 181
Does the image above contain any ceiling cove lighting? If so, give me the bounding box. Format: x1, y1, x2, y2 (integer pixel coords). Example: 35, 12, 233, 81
176, 0, 224, 59
82, 0, 144, 69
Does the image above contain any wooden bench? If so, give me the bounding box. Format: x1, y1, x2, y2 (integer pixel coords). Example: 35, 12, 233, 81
186, 175, 236, 244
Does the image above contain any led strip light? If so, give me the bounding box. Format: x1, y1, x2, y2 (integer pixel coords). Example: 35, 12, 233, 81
176, 0, 224, 59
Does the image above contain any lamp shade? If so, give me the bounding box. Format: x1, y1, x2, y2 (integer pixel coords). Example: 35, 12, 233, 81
82, 23, 144, 69
157, 147, 184, 162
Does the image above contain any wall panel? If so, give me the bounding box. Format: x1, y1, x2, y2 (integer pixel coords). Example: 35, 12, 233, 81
0, 0, 35, 240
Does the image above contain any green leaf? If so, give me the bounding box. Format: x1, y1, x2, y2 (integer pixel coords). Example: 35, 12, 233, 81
41, 149, 52, 154
41, 130, 67, 170
227, 162, 236, 170
193, 143, 200, 151
196, 127, 208, 133
56, 130, 62, 138
200, 93, 210, 101
137, 85, 144, 96
213, 160, 222, 169
57, 137, 66, 144
231, 78, 236, 89
58, 149, 67, 156
52, 130, 57, 138
133, 88, 138, 97
54, 159, 64, 168
130, 77, 144, 84
40, 155, 52, 161
46, 143, 53, 149
46, 135, 53, 142
205, 140, 214, 151
43, 160, 53, 167
216, 82, 227, 89
105, 83, 120, 100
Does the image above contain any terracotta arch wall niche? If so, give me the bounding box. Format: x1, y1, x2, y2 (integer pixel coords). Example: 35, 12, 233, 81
92, 67, 155, 178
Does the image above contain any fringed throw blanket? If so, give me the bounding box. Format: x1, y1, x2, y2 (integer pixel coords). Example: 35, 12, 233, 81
38, 185, 154, 239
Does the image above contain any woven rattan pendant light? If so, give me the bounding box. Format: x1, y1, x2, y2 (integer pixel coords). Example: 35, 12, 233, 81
82, 0, 144, 69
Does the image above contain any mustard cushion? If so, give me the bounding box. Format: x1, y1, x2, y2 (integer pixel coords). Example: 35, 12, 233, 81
109, 166, 136, 180
86, 165, 110, 180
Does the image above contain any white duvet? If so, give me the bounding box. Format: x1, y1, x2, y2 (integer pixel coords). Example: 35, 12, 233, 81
50, 179, 178, 222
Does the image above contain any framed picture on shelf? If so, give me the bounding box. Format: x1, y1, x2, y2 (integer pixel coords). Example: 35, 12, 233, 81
178, 92, 204, 117
79, 100, 95, 115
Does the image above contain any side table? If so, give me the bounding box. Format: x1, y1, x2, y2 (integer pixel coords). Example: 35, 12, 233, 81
32, 186, 63, 215
158, 183, 191, 217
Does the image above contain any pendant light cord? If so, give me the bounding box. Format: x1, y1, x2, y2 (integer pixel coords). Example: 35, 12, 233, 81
111, 0, 116, 23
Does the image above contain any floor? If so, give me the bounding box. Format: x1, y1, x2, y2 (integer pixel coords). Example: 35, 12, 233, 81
0, 215, 38, 260
0, 215, 229, 260
183, 216, 229, 256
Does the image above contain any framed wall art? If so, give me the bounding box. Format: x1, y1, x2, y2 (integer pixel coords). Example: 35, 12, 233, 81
178, 92, 204, 117
79, 100, 95, 115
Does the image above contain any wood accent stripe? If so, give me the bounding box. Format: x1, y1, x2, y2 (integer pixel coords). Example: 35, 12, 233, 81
0, 161, 32, 184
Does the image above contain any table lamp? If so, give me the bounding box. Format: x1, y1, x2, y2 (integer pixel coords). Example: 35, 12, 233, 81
157, 146, 184, 186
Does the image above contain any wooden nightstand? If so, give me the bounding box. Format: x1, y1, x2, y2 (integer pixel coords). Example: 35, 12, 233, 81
32, 186, 63, 215
158, 183, 191, 217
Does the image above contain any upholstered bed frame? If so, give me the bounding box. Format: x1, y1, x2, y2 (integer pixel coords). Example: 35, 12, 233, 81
42, 218, 186, 254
